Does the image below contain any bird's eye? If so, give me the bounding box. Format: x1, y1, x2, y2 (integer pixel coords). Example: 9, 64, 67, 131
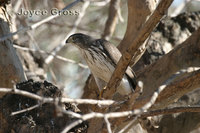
72, 37, 77, 42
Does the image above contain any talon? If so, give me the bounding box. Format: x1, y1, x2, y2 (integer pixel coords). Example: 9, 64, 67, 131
99, 86, 107, 99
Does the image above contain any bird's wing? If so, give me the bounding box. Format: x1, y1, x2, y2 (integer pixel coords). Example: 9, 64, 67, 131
102, 40, 136, 89
102, 40, 122, 64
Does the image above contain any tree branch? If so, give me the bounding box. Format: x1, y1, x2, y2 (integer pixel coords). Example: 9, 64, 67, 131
14, 45, 88, 69
0, 88, 115, 106
141, 106, 200, 118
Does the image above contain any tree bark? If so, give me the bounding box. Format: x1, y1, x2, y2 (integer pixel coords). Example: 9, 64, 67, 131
118, 0, 157, 66
0, 5, 25, 98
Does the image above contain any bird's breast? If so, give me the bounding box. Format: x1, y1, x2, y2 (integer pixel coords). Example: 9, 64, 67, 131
82, 49, 114, 82
81, 49, 133, 95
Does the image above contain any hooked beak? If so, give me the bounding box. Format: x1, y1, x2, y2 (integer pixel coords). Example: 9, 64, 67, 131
66, 36, 73, 44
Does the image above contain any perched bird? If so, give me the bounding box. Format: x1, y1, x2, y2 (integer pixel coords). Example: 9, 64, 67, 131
66, 33, 136, 95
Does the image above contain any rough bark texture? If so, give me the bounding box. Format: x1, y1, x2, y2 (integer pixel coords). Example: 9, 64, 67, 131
134, 11, 200, 71
118, 0, 158, 67
0, 5, 25, 98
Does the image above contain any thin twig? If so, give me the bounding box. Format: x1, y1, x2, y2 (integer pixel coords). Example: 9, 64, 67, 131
104, 116, 112, 133
118, 118, 138, 133
0, 27, 31, 42
13, 0, 23, 12
164, 67, 200, 85
0, 88, 115, 105
14, 45, 88, 69
117, 6, 124, 22
31, 0, 82, 30
90, 0, 110, 6
11, 104, 40, 116
46, 21, 123, 42
63, 110, 82, 118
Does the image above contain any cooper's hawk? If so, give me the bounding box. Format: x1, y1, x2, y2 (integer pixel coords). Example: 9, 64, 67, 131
66, 33, 136, 95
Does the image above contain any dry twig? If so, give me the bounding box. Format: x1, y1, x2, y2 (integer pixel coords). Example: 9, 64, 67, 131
141, 106, 200, 118
11, 104, 40, 116
0, 88, 115, 105
14, 45, 88, 69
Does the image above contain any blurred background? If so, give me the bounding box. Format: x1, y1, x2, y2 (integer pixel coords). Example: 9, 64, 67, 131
10, 0, 200, 98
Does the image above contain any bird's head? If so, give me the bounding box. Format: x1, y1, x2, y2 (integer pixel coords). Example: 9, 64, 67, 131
66, 33, 94, 49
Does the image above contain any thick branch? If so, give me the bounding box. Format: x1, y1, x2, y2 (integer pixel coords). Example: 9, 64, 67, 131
154, 70, 200, 109
133, 27, 200, 109
118, 0, 158, 67
141, 106, 200, 118
118, 0, 156, 52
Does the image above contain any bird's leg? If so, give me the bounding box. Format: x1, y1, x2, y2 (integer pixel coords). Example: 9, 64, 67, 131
94, 76, 107, 99
99, 86, 107, 99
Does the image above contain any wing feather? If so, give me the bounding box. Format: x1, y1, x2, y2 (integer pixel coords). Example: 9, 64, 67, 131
100, 40, 136, 90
